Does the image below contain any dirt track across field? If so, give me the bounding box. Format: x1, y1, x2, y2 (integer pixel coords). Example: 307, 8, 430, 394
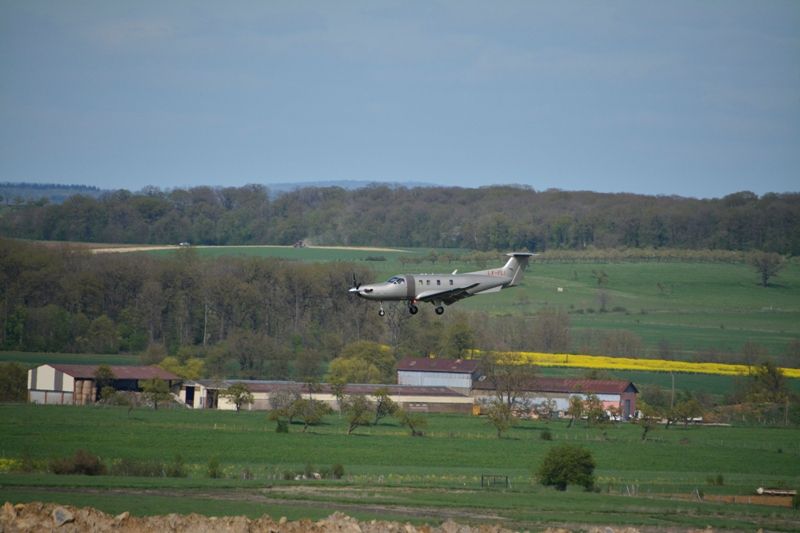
89, 244, 409, 254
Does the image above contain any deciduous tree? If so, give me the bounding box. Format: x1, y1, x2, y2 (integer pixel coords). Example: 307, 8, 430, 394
749, 251, 784, 287
141, 378, 171, 410
342, 394, 373, 435
220, 383, 254, 413
537, 444, 596, 491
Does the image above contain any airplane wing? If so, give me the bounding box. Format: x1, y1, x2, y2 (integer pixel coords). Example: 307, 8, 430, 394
415, 283, 481, 305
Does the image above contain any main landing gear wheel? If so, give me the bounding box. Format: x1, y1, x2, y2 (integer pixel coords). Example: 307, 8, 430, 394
435, 306, 445, 315
408, 304, 419, 315
378, 306, 385, 317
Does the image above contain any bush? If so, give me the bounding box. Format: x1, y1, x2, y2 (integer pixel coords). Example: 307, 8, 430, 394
50, 449, 106, 476
275, 420, 289, 433
537, 444, 595, 491
109, 457, 164, 477
207, 456, 223, 479
541, 429, 553, 441
166, 454, 187, 478
332, 463, 345, 480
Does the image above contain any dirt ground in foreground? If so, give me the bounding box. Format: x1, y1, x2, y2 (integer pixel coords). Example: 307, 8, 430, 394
2, 501, 613, 533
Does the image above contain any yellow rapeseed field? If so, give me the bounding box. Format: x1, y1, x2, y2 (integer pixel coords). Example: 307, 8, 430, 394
492, 351, 800, 379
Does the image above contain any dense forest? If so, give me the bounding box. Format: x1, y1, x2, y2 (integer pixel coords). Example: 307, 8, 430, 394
0, 238, 582, 380
1, 185, 798, 254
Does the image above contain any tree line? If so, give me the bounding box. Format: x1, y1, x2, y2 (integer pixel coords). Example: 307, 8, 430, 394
1, 185, 798, 253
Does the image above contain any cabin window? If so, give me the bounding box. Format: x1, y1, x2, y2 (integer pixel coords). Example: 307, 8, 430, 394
418, 280, 423, 286
437, 280, 441, 286
449, 279, 454, 285
426, 280, 430, 286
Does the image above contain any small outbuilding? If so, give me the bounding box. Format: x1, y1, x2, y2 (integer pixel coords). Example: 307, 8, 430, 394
27, 364, 180, 405
396, 357, 480, 392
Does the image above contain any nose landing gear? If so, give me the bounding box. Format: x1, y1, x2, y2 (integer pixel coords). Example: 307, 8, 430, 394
379, 304, 385, 317
408, 303, 419, 315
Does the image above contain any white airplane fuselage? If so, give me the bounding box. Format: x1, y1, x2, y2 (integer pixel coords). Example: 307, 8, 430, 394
349, 253, 533, 316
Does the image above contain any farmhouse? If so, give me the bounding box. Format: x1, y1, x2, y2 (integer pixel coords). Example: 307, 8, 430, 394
180, 380, 474, 413
27, 364, 180, 405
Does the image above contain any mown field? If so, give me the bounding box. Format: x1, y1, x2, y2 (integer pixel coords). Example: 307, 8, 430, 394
140, 245, 800, 360
1, 404, 798, 530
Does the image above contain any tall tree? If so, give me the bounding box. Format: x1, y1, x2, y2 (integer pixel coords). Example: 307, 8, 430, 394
478, 351, 537, 408
749, 251, 785, 287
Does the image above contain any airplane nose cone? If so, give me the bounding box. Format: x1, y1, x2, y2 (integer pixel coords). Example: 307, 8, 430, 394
349, 287, 359, 294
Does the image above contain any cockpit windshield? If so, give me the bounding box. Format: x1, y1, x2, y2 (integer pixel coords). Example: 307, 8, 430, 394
386, 276, 405, 285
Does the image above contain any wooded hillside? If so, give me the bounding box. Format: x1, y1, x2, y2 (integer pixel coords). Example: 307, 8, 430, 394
2, 185, 798, 253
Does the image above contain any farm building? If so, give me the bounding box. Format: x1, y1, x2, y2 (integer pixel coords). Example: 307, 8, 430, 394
180, 380, 474, 413
27, 364, 180, 405
398, 357, 638, 420
472, 377, 638, 419
396, 357, 480, 392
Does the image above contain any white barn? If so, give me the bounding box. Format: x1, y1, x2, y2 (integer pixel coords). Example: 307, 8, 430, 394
27, 364, 180, 405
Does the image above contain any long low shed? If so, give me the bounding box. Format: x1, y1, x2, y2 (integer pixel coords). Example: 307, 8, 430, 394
180, 380, 474, 413
472, 377, 638, 419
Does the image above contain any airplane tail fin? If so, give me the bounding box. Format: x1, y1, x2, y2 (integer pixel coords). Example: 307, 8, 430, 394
502, 252, 535, 286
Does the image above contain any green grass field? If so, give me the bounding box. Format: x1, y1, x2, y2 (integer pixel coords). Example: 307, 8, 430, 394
1, 404, 799, 530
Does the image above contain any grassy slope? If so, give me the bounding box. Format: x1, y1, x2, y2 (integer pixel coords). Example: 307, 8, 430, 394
1, 404, 799, 530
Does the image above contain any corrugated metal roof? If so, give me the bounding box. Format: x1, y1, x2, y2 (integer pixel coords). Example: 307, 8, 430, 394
191, 380, 468, 397
48, 364, 179, 381
472, 377, 637, 395
396, 357, 480, 374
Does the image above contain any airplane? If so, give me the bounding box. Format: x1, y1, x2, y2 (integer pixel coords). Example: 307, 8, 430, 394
349, 252, 535, 316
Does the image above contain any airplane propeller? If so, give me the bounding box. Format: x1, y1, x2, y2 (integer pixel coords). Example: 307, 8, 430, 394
349, 274, 372, 294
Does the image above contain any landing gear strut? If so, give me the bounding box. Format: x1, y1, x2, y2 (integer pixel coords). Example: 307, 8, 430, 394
408, 303, 419, 315
378, 304, 385, 317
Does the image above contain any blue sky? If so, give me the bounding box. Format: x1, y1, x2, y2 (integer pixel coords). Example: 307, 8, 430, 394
1, 1, 798, 198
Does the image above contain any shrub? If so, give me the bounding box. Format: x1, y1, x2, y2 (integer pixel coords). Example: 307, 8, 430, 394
109, 457, 164, 477
166, 454, 187, 478
537, 444, 595, 491
540, 429, 553, 441
207, 456, 223, 479
332, 463, 345, 480
275, 420, 289, 433
50, 449, 106, 476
